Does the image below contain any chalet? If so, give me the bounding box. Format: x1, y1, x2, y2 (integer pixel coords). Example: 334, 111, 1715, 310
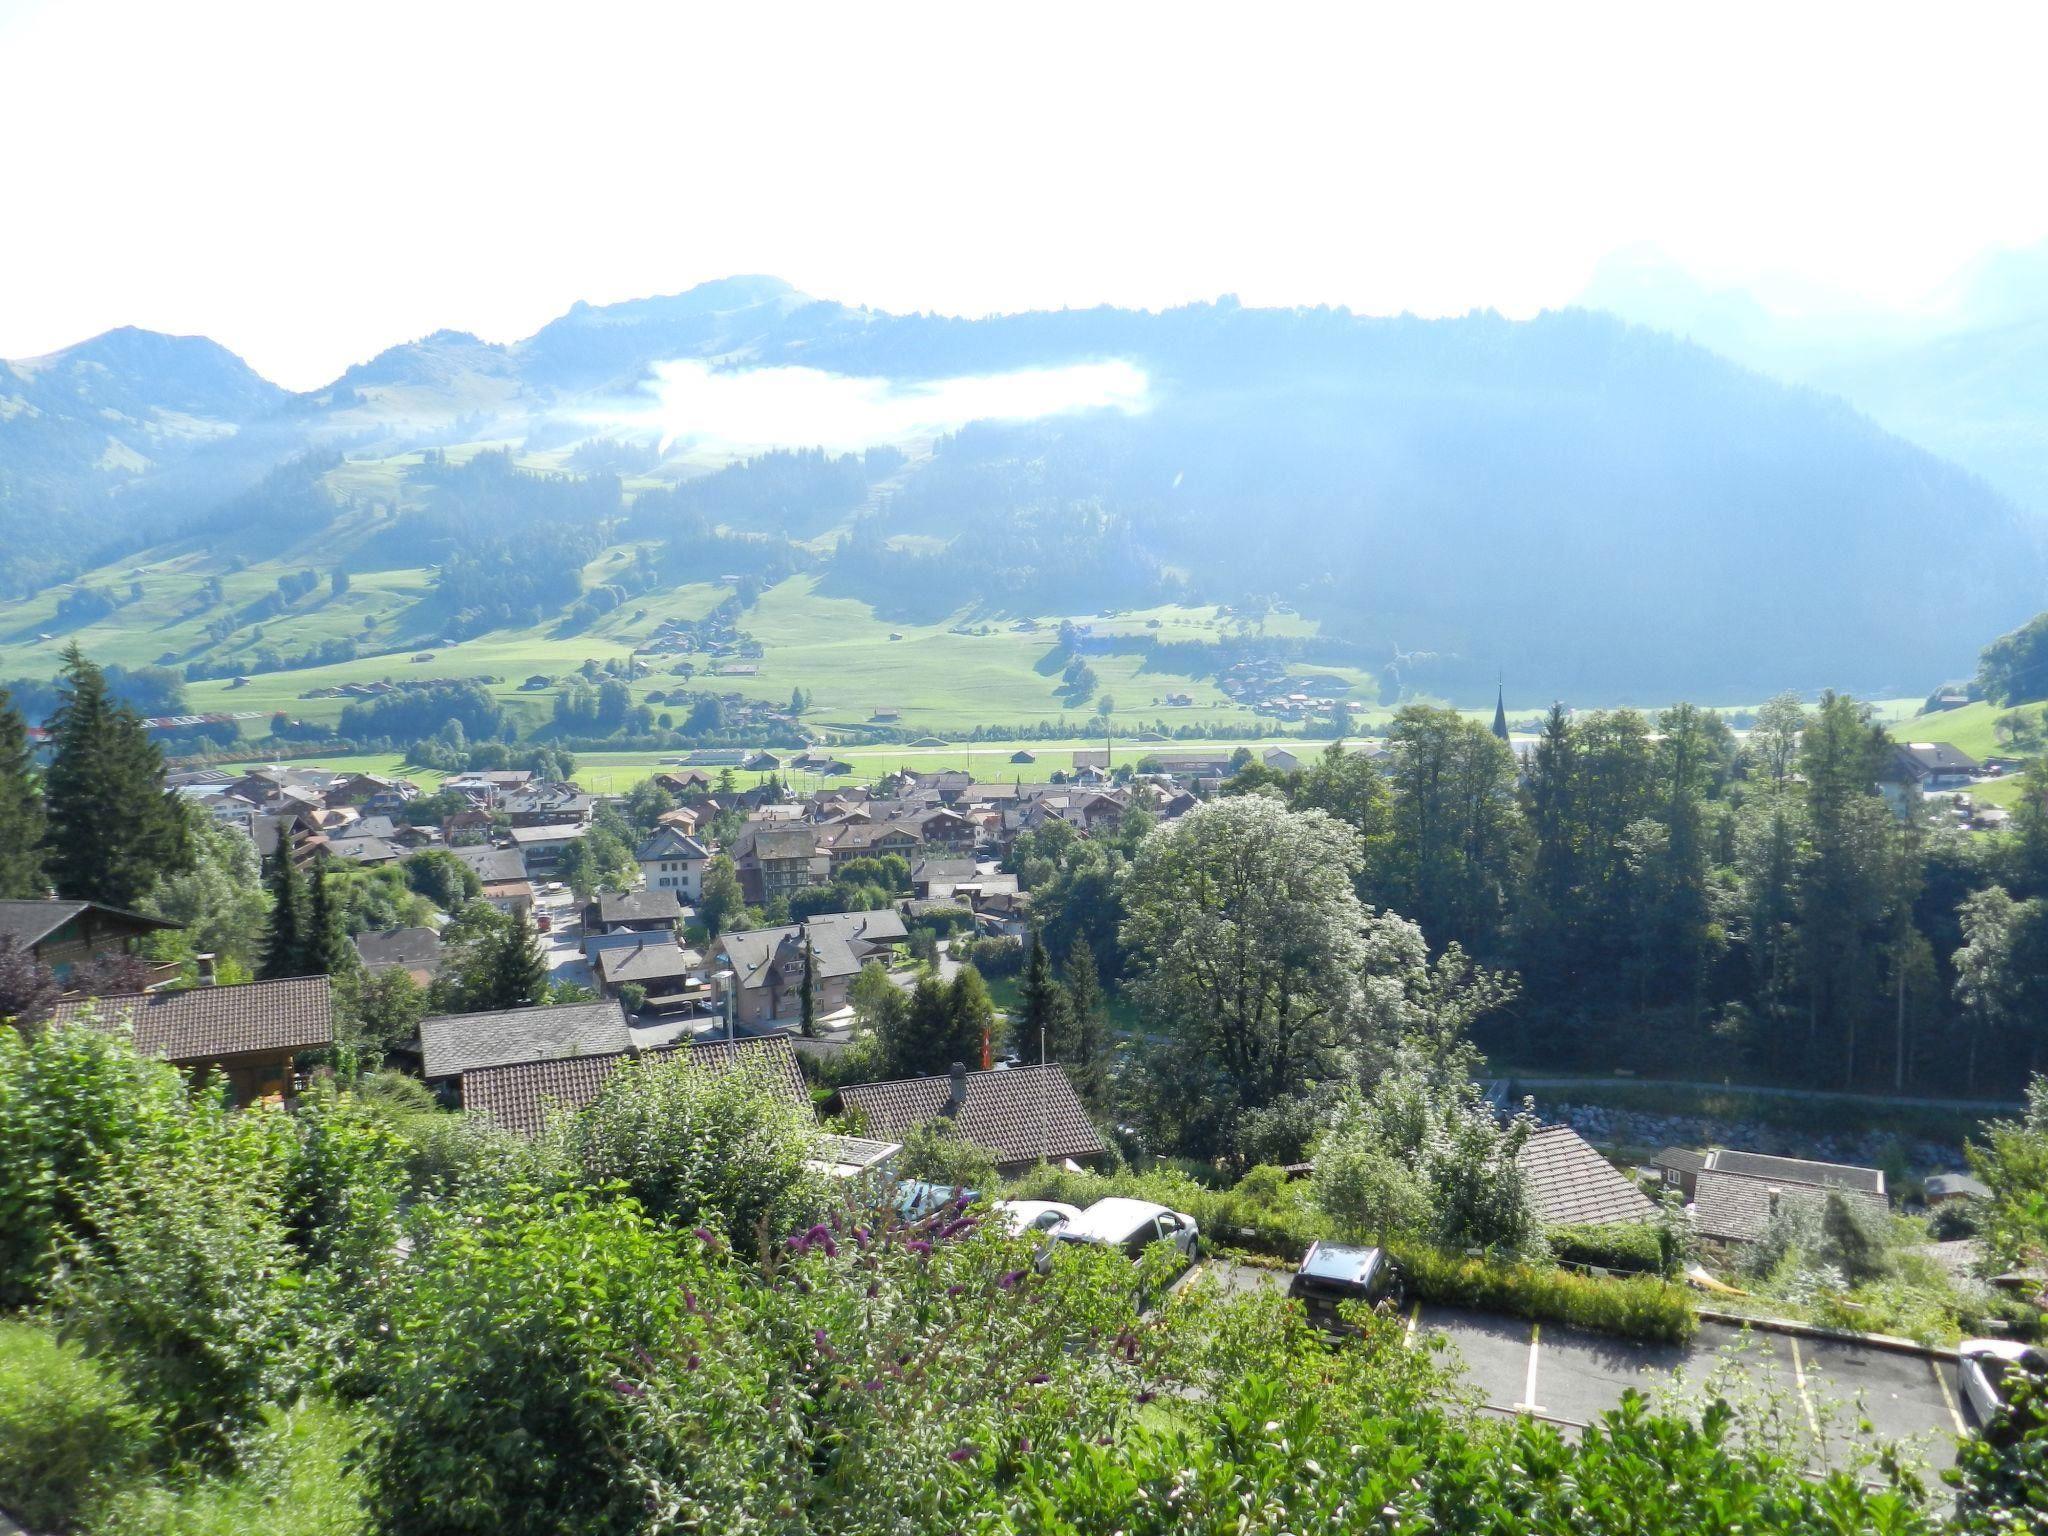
837, 1062, 1105, 1177
354, 926, 445, 985
636, 826, 711, 901
449, 845, 535, 917
507, 822, 588, 874
589, 935, 713, 1014
1878, 741, 1979, 811
716, 909, 908, 1025
912, 857, 979, 900
0, 899, 179, 984
735, 824, 828, 906
53, 974, 334, 1104
654, 804, 703, 838
588, 889, 684, 935
500, 783, 595, 827
419, 998, 633, 1083
825, 820, 922, 868
655, 770, 714, 797
322, 834, 407, 868
459, 1034, 806, 1137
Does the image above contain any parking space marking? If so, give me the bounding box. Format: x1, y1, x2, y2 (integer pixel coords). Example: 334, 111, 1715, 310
1931, 1357, 1966, 1435
1404, 1301, 1421, 1348
1789, 1338, 1821, 1436
1514, 1323, 1546, 1415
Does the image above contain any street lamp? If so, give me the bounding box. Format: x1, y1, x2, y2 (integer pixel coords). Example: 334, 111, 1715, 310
711, 967, 735, 1042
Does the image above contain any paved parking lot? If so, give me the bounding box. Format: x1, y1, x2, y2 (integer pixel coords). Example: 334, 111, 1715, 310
1199, 1262, 1969, 1475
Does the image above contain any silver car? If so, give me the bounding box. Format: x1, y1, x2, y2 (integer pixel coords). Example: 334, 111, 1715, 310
1958, 1338, 2047, 1427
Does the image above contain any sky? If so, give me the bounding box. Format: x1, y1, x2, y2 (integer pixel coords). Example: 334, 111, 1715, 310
2, 0, 2045, 390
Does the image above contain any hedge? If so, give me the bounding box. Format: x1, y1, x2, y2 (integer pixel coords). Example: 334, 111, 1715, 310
1002, 1165, 1697, 1345
1389, 1244, 1697, 1344
0, 1319, 155, 1531
1546, 1221, 1668, 1276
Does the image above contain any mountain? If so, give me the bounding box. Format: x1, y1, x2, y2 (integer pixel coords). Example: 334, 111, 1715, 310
1, 281, 2039, 704
1580, 242, 2048, 514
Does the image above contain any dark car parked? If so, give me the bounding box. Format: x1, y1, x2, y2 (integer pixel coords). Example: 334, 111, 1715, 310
1288, 1241, 1406, 1334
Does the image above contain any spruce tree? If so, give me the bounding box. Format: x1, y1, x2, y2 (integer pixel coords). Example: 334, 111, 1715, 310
0, 687, 46, 899
1062, 935, 1108, 1101
302, 865, 351, 977
1018, 928, 1074, 1065
41, 645, 187, 908
491, 905, 551, 1009
945, 965, 996, 1069
261, 851, 306, 980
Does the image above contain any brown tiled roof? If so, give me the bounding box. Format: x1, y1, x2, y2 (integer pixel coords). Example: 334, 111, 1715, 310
1518, 1125, 1657, 1228
54, 975, 334, 1062
1691, 1167, 1890, 1244
838, 1064, 1103, 1169
459, 1034, 808, 1137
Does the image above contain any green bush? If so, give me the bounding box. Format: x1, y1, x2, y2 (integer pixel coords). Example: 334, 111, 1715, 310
97, 1398, 368, 1536
1390, 1244, 1697, 1344
1005, 1163, 1331, 1257
1547, 1221, 1666, 1275
0, 1319, 155, 1531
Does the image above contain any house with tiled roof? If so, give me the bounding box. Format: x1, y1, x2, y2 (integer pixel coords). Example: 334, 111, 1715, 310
353, 926, 444, 985
419, 998, 632, 1082
837, 1062, 1105, 1176
1653, 1146, 1889, 1247
53, 974, 334, 1104
459, 1033, 807, 1137
1516, 1125, 1657, 1229
635, 826, 710, 901
589, 889, 684, 935
450, 844, 535, 917
0, 898, 179, 984
717, 910, 907, 1026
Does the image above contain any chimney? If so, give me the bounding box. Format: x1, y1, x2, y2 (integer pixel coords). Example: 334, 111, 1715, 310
196, 953, 218, 987
945, 1060, 968, 1115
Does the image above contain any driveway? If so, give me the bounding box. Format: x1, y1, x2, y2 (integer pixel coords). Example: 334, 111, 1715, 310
1199, 1262, 1968, 1475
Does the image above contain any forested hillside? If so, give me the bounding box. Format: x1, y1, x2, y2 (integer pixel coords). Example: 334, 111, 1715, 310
3, 280, 2039, 705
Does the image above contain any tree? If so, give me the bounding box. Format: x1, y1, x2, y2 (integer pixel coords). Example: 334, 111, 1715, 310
260, 851, 306, 980
143, 810, 269, 974
403, 849, 482, 912
1061, 935, 1110, 1103
799, 936, 817, 1038
1383, 704, 1519, 950
302, 865, 352, 977
0, 687, 45, 899
41, 645, 187, 908
336, 966, 427, 1061
1746, 691, 1807, 788
0, 937, 60, 1024
699, 855, 745, 938
489, 906, 551, 1010
1017, 929, 1072, 1066
946, 965, 997, 1070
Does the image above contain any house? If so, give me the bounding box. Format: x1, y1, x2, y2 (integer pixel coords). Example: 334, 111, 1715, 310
907, 807, 977, 851
717, 909, 909, 1025
837, 1061, 1105, 1176
1010, 750, 1037, 764
322, 833, 407, 867
507, 822, 588, 874
458, 1033, 807, 1138
912, 858, 979, 900
0, 899, 180, 983
655, 770, 713, 797
1658, 1147, 1889, 1246
1879, 741, 1980, 810
589, 935, 714, 1013
450, 845, 535, 917
353, 926, 444, 985
1262, 747, 1303, 773
588, 889, 684, 935
419, 998, 633, 1083
500, 783, 595, 827
825, 820, 921, 869
736, 825, 828, 905
742, 752, 784, 772
1517, 1125, 1657, 1229
52, 974, 334, 1104
654, 804, 703, 837
636, 826, 711, 901
1925, 1173, 1992, 1207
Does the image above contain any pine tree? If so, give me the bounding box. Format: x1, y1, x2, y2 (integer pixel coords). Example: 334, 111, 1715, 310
491, 905, 550, 1009
302, 865, 351, 977
1062, 936, 1109, 1101
946, 966, 997, 1070
1019, 927, 1074, 1065
261, 851, 306, 980
0, 687, 46, 899
41, 645, 187, 908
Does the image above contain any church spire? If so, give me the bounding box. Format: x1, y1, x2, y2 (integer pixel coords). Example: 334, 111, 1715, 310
1491, 678, 1509, 742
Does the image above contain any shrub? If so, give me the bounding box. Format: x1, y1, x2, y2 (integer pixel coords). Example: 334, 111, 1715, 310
906, 902, 975, 939
1547, 1221, 1667, 1276
954, 934, 1024, 976
0, 1319, 155, 1531
1389, 1243, 1697, 1344
896, 1122, 998, 1192
98, 1397, 369, 1536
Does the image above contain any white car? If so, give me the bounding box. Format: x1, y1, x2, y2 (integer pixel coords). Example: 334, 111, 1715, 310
993, 1199, 1082, 1237
1958, 1339, 2047, 1426
1051, 1197, 1200, 1262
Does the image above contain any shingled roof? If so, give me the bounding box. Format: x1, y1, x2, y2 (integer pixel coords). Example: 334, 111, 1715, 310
838, 1063, 1103, 1171
54, 975, 333, 1063
0, 898, 178, 950
1517, 1125, 1658, 1228
459, 1034, 807, 1137
418, 999, 631, 1080
1692, 1167, 1890, 1245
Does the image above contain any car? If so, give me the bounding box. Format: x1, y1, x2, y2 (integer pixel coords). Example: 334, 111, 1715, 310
1050, 1197, 1200, 1262
892, 1179, 980, 1225
1286, 1241, 1406, 1335
1958, 1339, 2048, 1428
993, 1199, 1082, 1237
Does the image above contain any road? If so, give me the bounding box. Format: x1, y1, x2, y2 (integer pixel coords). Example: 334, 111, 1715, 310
1501, 1074, 2023, 1114
1202, 1262, 1968, 1476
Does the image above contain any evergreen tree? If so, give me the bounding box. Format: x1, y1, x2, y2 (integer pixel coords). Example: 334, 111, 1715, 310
892, 973, 954, 1078
799, 936, 817, 1038
945, 966, 996, 1070
490, 905, 551, 1009
699, 855, 746, 938
1061, 936, 1109, 1102
0, 687, 46, 899
41, 645, 187, 908
302, 865, 352, 977
1018, 928, 1072, 1065
260, 851, 306, 980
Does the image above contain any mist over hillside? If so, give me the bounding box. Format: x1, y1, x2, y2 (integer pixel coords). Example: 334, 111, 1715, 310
2, 279, 2039, 704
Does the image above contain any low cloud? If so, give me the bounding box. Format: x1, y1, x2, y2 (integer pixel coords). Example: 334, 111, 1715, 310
630, 357, 1149, 456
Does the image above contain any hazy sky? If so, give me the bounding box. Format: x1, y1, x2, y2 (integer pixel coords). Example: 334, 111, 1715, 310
2, 0, 2044, 389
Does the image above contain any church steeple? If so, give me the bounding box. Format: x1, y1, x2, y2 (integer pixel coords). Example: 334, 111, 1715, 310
1491, 679, 1509, 742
